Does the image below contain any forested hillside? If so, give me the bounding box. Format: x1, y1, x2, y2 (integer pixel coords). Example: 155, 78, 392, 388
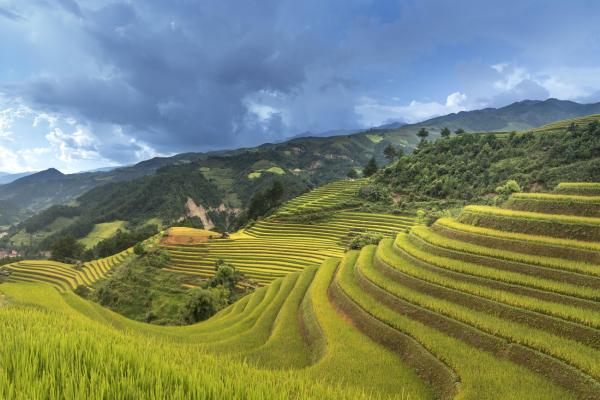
377, 115, 600, 201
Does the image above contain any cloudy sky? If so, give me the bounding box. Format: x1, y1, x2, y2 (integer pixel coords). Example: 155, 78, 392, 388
1, 0, 600, 173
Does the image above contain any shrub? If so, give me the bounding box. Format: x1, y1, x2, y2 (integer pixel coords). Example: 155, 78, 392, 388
348, 231, 386, 250
133, 243, 146, 256
180, 287, 229, 324
357, 184, 390, 203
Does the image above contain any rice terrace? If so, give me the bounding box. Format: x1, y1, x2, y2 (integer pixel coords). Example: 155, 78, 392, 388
1, 1, 600, 399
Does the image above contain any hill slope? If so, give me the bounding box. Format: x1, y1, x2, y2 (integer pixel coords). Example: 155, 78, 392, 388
377, 114, 600, 201
0, 181, 598, 398
3, 98, 599, 226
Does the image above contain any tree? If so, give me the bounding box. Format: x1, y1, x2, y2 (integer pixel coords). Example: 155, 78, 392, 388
440, 127, 451, 138
50, 235, 84, 263
133, 243, 146, 256
247, 180, 285, 220
362, 157, 378, 177
417, 128, 429, 141
383, 144, 398, 162
454, 128, 466, 135
210, 259, 244, 291
180, 287, 228, 323
346, 168, 358, 179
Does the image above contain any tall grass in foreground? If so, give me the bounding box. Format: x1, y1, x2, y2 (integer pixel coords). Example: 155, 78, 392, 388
0, 283, 380, 400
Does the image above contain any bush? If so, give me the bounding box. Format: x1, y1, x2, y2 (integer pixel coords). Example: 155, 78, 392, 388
145, 248, 170, 268
210, 259, 245, 290
180, 287, 229, 324
357, 184, 390, 203
495, 179, 522, 204
348, 231, 386, 250
133, 243, 146, 256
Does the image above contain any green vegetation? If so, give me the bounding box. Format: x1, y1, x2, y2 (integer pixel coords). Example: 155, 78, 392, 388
88, 249, 249, 325
362, 157, 378, 177
1, 179, 600, 398
366, 134, 384, 143
2, 248, 133, 292
377, 115, 600, 201
159, 180, 416, 285
78, 221, 127, 248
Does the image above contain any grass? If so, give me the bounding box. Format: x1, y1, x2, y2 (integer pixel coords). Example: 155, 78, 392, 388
0, 283, 378, 400
397, 233, 599, 300
377, 239, 600, 328
162, 179, 416, 284
412, 225, 600, 277
459, 205, 600, 241
247, 165, 285, 180
248, 171, 262, 179
366, 134, 384, 143
304, 257, 432, 399
3, 248, 133, 291
505, 193, 600, 216
79, 220, 127, 248
2, 179, 599, 399
335, 247, 576, 400
435, 217, 600, 253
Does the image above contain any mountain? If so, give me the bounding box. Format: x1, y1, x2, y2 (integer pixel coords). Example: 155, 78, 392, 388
2, 98, 600, 230
0, 171, 36, 185
405, 98, 600, 133
0, 154, 207, 219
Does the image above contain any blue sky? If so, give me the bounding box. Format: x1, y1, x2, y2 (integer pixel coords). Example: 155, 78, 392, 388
1, 0, 600, 173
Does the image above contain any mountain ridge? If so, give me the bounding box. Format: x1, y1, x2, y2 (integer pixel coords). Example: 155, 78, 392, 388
2, 98, 599, 226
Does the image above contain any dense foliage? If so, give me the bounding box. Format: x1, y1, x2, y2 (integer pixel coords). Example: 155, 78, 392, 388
49, 225, 159, 262
87, 250, 249, 325
378, 120, 600, 201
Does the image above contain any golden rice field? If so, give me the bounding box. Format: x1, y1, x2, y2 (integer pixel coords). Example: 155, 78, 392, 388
1, 248, 132, 292
0, 180, 599, 399
162, 179, 417, 284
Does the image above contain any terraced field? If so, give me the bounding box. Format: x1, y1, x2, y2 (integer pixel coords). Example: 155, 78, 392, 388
275, 178, 366, 216
162, 179, 417, 284
1, 180, 598, 398
1, 248, 133, 291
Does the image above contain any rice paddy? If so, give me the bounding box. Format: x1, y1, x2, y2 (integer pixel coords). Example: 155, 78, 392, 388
1, 180, 599, 399
162, 179, 416, 284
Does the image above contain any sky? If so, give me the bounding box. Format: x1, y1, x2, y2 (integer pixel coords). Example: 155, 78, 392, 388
1, 1, 600, 173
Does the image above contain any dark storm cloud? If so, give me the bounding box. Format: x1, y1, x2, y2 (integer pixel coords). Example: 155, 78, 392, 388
14, 0, 337, 153
3, 0, 600, 167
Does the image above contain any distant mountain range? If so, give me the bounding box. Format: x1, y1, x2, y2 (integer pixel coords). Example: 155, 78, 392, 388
1, 98, 599, 228
0, 171, 36, 185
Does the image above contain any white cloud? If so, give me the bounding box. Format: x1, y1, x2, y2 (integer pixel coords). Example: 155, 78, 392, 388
489, 63, 600, 102
45, 125, 100, 162
32, 113, 58, 128
491, 63, 509, 73
355, 92, 468, 126
446, 92, 467, 107
493, 66, 530, 91
0, 100, 32, 139
0, 146, 23, 172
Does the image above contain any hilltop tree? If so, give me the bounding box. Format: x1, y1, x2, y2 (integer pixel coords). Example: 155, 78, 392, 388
417, 128, 429, 141
50, 235, 84, 263
346, 168, 358, 179
362, 157, 378, 177
247, 180, 285, 220
440, 127, 451, 138
455, 128, 466, 135
383, 144, 398, 162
